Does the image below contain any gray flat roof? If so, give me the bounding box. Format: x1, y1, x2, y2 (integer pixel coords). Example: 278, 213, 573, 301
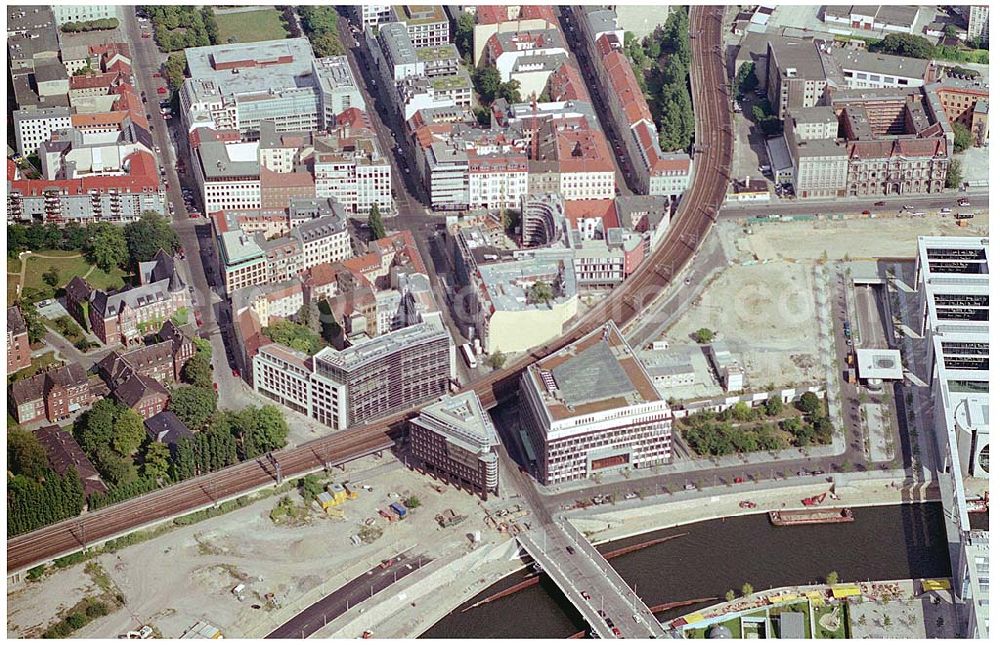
875, 4, 919, 28
553, 341, 636, 408
184, 38, 317, 102
314, 318, 448, 371
834, 48, 928, 80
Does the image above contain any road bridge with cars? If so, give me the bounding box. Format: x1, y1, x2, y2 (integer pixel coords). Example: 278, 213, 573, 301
517, 522, 666, 639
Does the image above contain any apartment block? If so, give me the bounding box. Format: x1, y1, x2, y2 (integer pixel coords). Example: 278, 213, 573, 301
391, 5, 449, 48
7, 149, 165, 224
12, 106, 72, 156
520, 321, 671, 485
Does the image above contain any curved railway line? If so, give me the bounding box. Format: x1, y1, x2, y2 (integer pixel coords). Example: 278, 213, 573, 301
8, 7, 732, 576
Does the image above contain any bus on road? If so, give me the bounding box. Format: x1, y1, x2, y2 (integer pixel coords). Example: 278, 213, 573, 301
460, 343, 478, 369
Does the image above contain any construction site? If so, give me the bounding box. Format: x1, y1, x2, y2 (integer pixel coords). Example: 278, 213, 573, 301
5, 456, 498, 639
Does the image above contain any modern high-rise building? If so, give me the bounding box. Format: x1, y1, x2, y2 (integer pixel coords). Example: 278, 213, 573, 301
253, 318, 454, 430
519, 320, 671, 484
915, 236, 989, 639
410, 392, 500, 498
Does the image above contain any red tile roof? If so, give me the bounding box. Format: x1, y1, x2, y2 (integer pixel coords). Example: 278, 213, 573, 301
336, 107, 371, 130
69, 70, 125, 91
476, 5, 558, 25
565, 199, 619, 231
372, 230, 427, 275
632, 121, 691, 174
602, 45, 652, 127
468, 150, 529, 173
547, 61, 587, 102
8, 159, 18, 181
9, 150, 160, 196
547, 117, 614, 173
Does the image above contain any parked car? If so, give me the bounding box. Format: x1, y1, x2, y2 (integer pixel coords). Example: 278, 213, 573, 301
874, 200, 886, 207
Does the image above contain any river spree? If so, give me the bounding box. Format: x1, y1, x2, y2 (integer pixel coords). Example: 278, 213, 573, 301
422, 503, 952, 639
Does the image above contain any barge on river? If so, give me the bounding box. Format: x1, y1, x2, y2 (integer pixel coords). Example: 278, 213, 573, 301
769, 508, 855, 526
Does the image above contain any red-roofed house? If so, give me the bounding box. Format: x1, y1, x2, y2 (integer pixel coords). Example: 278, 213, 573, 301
535, 117, 615, 200
565, 199, 619, 239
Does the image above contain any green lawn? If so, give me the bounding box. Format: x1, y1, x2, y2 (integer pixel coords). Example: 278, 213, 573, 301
8, 257, 22, 273
214, 9, 289, 43
23, 251, 128, 294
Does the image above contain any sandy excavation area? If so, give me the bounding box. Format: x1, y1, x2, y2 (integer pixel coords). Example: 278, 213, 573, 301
739, 212, 988, 262
662, 260, 824, 389
7, 457, 492, 639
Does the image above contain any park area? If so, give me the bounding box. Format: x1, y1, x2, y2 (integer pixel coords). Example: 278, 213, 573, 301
8, 251, 128, 305
678, 394, 832, 457
214, 8, 289, 43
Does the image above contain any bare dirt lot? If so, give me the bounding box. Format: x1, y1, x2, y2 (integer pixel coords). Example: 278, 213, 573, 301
739, 214, 988, 262
7, 457, 494, 639
662, 260, 823, 390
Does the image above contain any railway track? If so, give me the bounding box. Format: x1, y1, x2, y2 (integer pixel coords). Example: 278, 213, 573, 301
7, 7, 732, 576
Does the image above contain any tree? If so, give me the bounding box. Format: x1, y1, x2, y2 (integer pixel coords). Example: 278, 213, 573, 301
123, 212, 180, 266
497, 80, 522, 104
487, 350, 506, 370
403, 495, 421, 509
473, 66, 502, 104
181, 352, 214, 389
263, 320, 325, 354
731, 401, 753, 422
527, 280, 554, 305
796, 392, 822, 417
741, 582, 754, 597
163, 52, 188, 91
94, 448, 139, 487
76, 399, 121, 457
502, 209, 521, 236
943, 24, 958, 39
945, 160, 963, 189
141, 441, 171, 482
725, 589, 736, 602
826, 571, 839, 586
473, 106, 492, 127
694, 328, 714, 344
43, 265, 61, 289
952, 122, 972, 153
736, 61, 758, 94
8, 428, 51, 481
764, 395, 783, 417
872, 33, 934, 59
111, 409, 146, 457
85, 222, 128, 272
169, 386, 217, 431
18, 301, 47, 344
455, 12, 475, 62
368, 203, 386, 241
312, 31, 345, 56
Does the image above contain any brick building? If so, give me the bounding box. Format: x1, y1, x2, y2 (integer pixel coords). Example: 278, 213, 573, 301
10, 363, 95, 424
7, 306, 32, 374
